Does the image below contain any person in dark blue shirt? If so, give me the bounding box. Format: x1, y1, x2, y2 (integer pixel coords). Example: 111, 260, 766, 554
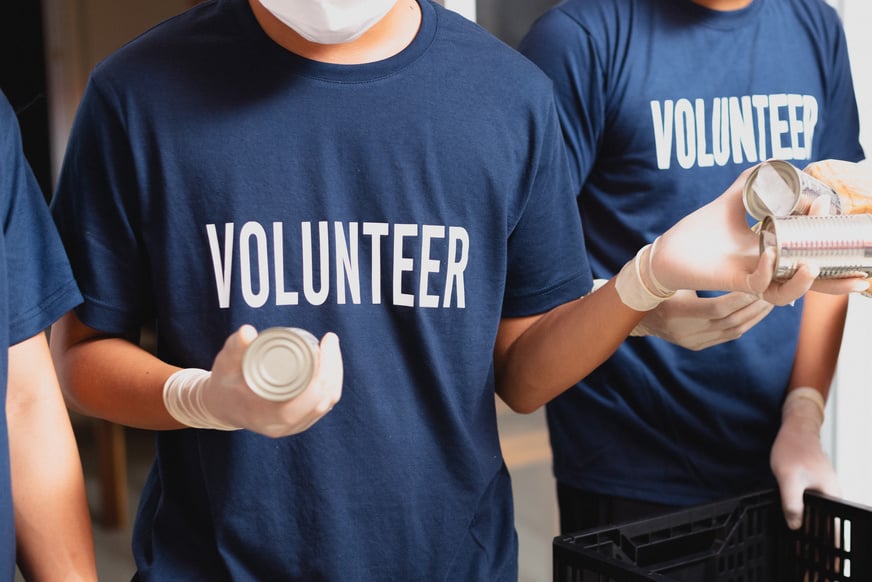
0, 91, 95, 580
521, 0, 864, 533
48, 1, 865, 579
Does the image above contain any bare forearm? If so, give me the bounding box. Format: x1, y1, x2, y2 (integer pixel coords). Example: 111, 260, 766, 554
495, 279, 643, 413
50, 312, 183, 430
788, 291, 849, 398
7, 334, 97, 581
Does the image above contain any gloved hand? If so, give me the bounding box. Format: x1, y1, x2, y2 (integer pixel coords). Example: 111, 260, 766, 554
630, 290, 773, 351
770, 387, 840, 530
613, 241, 675, 311
803, 159, 872, 215
163, 325, 343, 438
650, 168, 869, 305
803, 160, 872, 296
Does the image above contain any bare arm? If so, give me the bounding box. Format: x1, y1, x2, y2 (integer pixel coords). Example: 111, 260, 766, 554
493, 170, 860, 415
7, 332, 97, 581
49, 311, 184, 430
494, 277, 643, 413
788, 290, 849, 398
50, 312, 343, 437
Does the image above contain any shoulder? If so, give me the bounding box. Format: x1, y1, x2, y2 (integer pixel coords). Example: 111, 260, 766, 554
0, 92, 26, 204
432, 3, 557, 99
521, 0, 650, 84
765, 0, 844, 37
0, 93, 16, 159
0, 92, 24, 153
776, 0, 840, 19
778, 0, 849, 62
91, 0, 229, 84
522, 0, 653, 62
532, 0, 640, 35
0, 91, 14, 125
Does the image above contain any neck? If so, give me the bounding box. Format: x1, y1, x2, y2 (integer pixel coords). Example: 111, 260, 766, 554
249, 0, 421, 64
691, 0, 754, 9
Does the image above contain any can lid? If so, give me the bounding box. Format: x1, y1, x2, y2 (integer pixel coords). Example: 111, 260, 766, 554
242, 327, 318, 402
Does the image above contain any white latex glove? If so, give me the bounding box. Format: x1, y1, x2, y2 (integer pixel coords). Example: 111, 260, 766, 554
163, 325, 343, 438
652, 168, 869, 305
770, 387, 840, 530
630, 290, 773, 351
613, 242, 676, 311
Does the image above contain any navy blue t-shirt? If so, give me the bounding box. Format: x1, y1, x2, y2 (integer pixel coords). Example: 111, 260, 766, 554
0, 92, 82, 579
51, 1, 591, 579
522, 0, 863, 505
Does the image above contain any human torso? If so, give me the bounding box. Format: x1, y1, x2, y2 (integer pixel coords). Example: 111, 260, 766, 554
0, 94, 82, 578
522, 0, 863, 504
53, 0, 589, 578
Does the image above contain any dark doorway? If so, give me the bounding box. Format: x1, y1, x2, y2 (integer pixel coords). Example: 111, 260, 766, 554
1, 2, 53, 201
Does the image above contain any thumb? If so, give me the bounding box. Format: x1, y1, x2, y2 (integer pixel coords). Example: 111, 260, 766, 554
778, 475, 807, 530
213, 324, 258, 375
762, 264, 818, 307
237, 324, 258, 345
808, 194, 833, 217
745, 247, 777, 295
318, 332, 344, 393
807, 468, 842, 500
224, 324, 257, 355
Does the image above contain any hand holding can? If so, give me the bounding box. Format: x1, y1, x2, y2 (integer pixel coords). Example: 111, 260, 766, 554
164, 325, 342, 437
243, 327, 321, 402
743, 160, 843, 220
743, 160, 872, 295
743, 159, 872, 220
760, 214, 872, 281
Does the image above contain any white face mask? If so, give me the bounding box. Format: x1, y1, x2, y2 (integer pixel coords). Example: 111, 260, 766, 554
258, 0, 399, 45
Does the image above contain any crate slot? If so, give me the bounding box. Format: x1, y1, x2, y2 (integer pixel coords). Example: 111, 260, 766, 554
554, 489, 872, 582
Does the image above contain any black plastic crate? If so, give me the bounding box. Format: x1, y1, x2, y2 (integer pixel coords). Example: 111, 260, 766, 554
553, 489, 872, 581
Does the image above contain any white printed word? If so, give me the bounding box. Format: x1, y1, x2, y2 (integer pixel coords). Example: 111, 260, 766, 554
206, 221, 470, 309
651, 94, 818, 170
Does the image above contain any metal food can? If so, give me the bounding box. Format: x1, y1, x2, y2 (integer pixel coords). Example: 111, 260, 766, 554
242, 327, 320, 402
743, 160, 843, 220
760, 214, 872, 280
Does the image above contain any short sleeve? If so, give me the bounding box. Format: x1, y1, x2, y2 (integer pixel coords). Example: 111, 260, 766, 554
816, 12, 864, 162
50, 77, 152, 334
0, 93, 82, 344
502, 93, 592, 317
520, 8, 607, 195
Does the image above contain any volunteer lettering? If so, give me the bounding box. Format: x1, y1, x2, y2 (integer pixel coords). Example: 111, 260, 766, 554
651, 94, 819, 170
207, 221, 470, 309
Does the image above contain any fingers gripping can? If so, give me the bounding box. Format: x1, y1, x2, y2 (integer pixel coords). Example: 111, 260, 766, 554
760, 214, 872, 280
743, 160, 843, 220
242, 327, 320, 402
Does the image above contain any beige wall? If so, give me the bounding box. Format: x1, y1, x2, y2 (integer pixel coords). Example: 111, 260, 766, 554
41, 0, 195, 183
